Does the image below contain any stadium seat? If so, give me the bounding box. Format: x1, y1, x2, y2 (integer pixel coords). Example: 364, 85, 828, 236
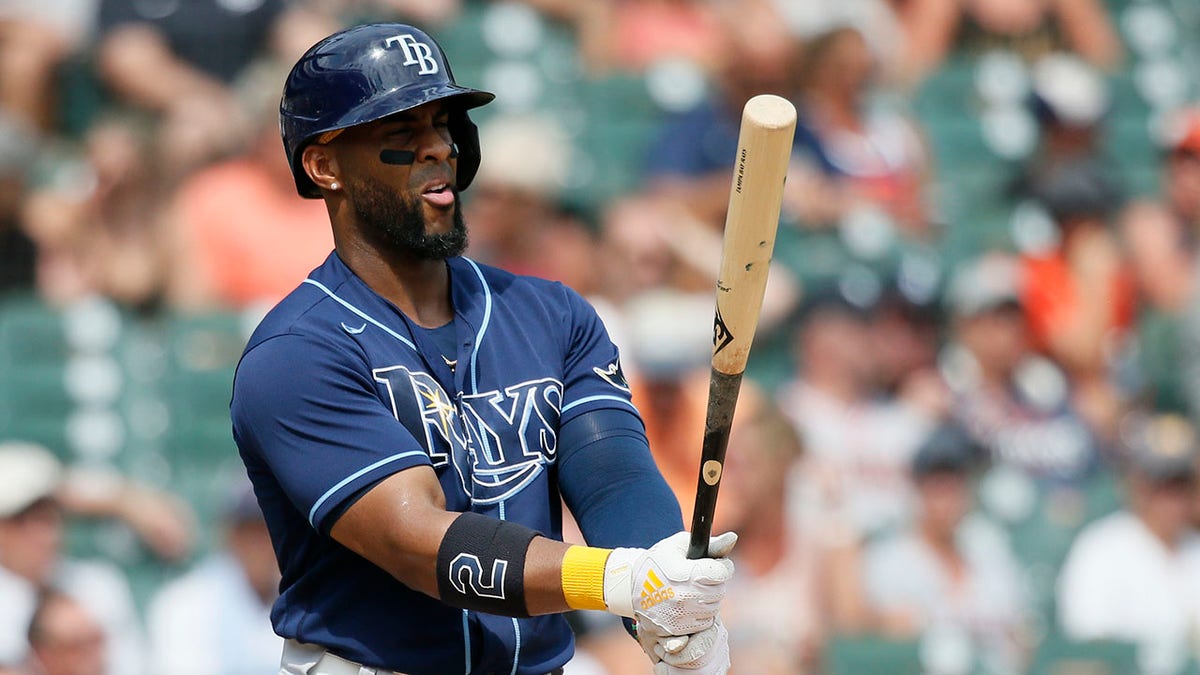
0, 295, 67, 366
569, 74, 663, 211
912, 56, 980, 123
825, 635, 925, 675
161, 313, 245, 432
1135, 310, 1189, 414
1028, 636, 1139, 675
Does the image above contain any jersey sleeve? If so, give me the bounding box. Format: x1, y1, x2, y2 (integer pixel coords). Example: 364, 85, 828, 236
557, 286, 639, 425
231, 333, 431, 533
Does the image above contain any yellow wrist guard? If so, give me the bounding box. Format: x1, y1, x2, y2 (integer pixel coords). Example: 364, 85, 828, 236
561, 545, 611, 611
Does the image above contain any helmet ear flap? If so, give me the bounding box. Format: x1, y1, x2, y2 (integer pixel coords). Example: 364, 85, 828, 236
450, 111, 482, 191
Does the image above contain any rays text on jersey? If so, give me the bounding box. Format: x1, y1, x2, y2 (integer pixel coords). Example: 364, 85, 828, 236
374, 366, 563, 503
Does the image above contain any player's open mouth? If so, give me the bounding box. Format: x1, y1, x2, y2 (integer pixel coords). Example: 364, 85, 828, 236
422, 182, 454, 208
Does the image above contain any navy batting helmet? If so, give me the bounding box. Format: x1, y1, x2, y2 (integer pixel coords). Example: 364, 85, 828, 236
280, 23, 494, 198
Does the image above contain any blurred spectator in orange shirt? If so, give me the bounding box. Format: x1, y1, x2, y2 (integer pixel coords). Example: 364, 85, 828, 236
166, 74, 333, 311
1022, 231, 1133, 366
1019, 159, 1134, 443
527, 0, 726, 75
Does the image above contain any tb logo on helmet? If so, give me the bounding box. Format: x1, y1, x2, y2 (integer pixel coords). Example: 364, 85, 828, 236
384, 34, 440, 75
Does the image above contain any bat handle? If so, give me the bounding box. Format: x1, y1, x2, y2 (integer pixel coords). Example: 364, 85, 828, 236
686, 369, 742, 560
687, 509, 715, 559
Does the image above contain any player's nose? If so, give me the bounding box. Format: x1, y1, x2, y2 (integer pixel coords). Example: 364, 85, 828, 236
414, 124, 455, 164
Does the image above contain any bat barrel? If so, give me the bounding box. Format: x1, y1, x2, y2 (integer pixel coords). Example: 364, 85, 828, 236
741, 94, 798, 130
709, 95, 796, 378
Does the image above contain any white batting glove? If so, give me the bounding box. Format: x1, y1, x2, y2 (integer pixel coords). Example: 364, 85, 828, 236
602, 531, 737, 636
640, 619, 731, 674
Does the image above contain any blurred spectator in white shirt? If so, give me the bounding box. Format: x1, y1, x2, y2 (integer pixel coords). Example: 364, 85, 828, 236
780, 291, 933, 540
716, 393, 846, 674
147, 481, 281, 675
1057, 413, 1200, 674
0, 442, 145, 675
940, 254, 1103, 483
862, 422, 1031, 673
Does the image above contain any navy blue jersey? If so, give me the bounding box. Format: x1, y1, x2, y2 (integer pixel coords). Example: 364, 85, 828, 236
231, 252, 639, 675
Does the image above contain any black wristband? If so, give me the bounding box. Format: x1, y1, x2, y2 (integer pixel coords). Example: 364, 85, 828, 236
436, 512, 540, 617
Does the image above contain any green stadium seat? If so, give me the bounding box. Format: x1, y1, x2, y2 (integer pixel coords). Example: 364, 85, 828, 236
1135, 310, 1189, 414
0, 296, 66, 366
826, 635, 925, 675
912, 56, 980, 122
0, 365, 73, 453
1108, 71, 1152, 121
160, 313, 245, 432
1008, 484, 1091, 569
0, 366, 72, 416
55, 54, 108, 139
927, 114, 1000, 173
931, 162, 1019, 262
0, 418, 69, 456
426, 3, 491, 71
1103, 115, 1157, 164
1029, 636, 1139, 675
1081, 470, 1124, 524
567, 74, 665, 210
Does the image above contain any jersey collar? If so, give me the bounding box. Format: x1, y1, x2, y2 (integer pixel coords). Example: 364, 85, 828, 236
311, 253, 491, 393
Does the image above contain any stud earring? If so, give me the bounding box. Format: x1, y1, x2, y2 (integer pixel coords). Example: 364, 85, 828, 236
330, 182, 340, 190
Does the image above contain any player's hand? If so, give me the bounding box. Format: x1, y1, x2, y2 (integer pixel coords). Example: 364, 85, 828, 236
603, 531, 737, 636
639, 619, 731, 674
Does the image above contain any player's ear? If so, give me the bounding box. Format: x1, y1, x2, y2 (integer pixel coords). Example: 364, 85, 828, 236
303, 143, 341, 193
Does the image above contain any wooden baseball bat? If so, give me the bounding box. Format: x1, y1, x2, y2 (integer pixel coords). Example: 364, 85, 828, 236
687, 94, 796, 559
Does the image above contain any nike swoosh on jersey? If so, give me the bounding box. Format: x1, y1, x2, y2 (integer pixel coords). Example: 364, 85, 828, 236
341, 322, 367, 335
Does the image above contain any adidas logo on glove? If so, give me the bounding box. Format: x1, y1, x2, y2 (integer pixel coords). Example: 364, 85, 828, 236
639, 569, 675, 610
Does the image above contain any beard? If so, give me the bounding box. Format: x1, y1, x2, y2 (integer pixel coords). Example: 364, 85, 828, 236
349, 175, 468, 261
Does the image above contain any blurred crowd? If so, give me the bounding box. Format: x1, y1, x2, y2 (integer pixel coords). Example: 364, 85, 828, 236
2, 0, 1200, 673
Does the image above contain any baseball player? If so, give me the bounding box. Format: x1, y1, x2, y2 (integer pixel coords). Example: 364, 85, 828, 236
230, 23, 736, 675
